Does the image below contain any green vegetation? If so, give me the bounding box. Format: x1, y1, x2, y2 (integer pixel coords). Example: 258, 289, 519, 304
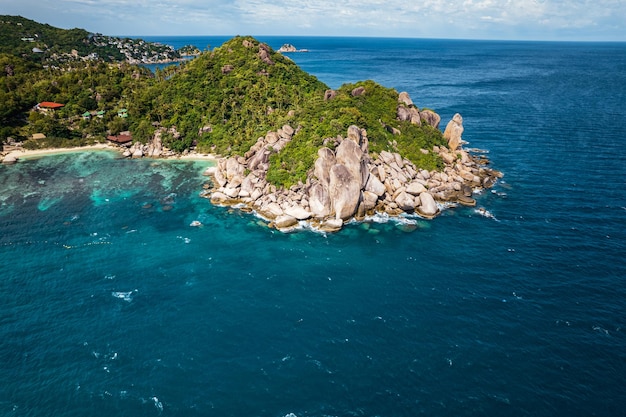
266, 80, 445, 187
0, 15, 180, 64
2, 18, 446, 189
137, 36, 327, 155
0, 57, 155, 143
137, 36, 446, 188
1, 15, 92, 59
179, 45, 201, 56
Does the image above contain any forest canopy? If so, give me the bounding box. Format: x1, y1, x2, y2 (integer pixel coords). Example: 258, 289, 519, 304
1, 18, 445, 188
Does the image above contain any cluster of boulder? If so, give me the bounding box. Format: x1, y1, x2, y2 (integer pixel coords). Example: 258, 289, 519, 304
121, 128, 176, 159
396, 91, 441, 129
203, 91, 502, 232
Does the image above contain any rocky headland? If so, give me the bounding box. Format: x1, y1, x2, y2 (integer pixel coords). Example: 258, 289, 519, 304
1, 32, 502, 233
277, 44, 309, 53
203, 89, 502, 233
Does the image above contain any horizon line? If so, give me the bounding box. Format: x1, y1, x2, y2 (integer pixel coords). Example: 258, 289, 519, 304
121, 34, 626, 44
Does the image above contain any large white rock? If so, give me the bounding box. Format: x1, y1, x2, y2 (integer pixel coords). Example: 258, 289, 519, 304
274, 214, 298, 229
250, 188, 263, 201
2, 154, 18, 164
365, 173, 386, 196
285, 205, 312, 220
346, 125, 362, 144
247, 147, 271, 171
420, 109, 441, 129
210, 191, 229, 203
398, 91, 413, 107
214, 168, 228, 187
203, 166, 217, 176
395, 191, 416, 211
379, 151, 395, 165
329, 164, 361, 220
240, 174, 256, 195
408, 107, 421, 125
417, 192, 439, 218
258, 202, 283, 219
443, 113, 464, 151
362, 190, 379, 210
406, 181, 427, 196
335, 138, 363, 181
308, 183, 331, 218
223, 186, 240, 198
314, 147, 336, 186
265, 131, 279, 144
225, 157, 244, 180
319, 218, 343, 233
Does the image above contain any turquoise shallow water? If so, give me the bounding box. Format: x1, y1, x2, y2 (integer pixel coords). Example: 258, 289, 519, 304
2, 39, 626, 416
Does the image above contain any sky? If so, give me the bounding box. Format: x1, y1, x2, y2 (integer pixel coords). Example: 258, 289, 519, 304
2, 0, 625, 41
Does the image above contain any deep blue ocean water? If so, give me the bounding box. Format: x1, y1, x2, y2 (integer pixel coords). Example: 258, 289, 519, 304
2, 37, 626, 417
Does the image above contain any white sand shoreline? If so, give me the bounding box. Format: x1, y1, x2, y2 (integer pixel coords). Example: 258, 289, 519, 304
2, 144, 217, 163
3, 144, 117, 160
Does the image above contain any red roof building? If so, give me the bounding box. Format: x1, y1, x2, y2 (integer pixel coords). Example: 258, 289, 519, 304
37, 102, 65, 109
107, 133, 133, 144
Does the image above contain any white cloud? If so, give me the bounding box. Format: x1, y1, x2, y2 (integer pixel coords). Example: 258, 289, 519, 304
1, 0, 624, 40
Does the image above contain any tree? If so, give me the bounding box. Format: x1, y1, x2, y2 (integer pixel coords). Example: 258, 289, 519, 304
107, 117, 128, 135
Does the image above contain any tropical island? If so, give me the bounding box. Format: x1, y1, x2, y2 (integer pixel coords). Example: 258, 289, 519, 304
0, 16, 501, 232
277, 44, 309, 53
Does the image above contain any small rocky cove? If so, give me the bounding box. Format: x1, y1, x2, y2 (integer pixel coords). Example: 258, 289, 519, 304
202, 91, 502, 233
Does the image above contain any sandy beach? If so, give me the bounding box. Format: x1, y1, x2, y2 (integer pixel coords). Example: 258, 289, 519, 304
173, 152, 218, 161
1, 144, 217, 163
2, 143, 118, 161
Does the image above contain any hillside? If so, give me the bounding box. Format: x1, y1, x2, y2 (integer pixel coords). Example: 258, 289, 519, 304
0, 15, 180, 64
135, 36, 446, 187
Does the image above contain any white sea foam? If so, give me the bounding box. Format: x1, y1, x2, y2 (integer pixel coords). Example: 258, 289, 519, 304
298, 222, 328, 236
592, 326, 610, 336
491, 189, 508, 197
176, 236, 192, 244
466, 147, 489, 154
151, 396, 164, 412
112, 290, 136, 302
474, 207, 499, 222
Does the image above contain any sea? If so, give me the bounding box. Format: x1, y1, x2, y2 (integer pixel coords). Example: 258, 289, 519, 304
1, 37, 625, 417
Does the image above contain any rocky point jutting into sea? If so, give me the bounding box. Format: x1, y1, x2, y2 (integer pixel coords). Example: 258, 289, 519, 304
202, 89, 502, 233
1, 32, 501, 232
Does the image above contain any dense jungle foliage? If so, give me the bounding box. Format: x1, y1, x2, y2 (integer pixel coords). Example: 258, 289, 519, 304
1, 15, 98, 58
2, 19, 446, 189
0, 15, 179, 63
137, 36, 445, 187
0, 53, 155, 145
